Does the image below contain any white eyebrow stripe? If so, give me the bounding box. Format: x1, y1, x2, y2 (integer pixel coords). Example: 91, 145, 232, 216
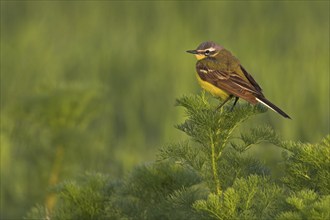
197, 47, 216, 53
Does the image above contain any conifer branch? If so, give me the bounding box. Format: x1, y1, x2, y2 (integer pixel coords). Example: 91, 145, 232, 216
175, 93, 267, 195
210, 134, 221, 195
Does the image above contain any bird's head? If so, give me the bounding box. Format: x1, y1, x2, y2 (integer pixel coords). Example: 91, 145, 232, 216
186, 41, 224, 60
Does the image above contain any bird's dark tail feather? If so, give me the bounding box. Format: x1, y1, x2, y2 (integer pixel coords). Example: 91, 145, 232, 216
256, 96, 291, 119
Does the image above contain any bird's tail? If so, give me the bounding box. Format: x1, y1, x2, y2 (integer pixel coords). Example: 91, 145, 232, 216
256, 96, 291, 119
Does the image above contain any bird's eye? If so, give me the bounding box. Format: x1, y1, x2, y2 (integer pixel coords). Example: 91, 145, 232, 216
204, 50, 210, 55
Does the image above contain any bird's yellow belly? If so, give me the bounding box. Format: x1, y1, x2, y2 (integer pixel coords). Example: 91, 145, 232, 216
196, 73, 229, 100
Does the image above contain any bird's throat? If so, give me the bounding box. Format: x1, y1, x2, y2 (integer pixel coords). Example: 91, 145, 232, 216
195, 54, 205, 60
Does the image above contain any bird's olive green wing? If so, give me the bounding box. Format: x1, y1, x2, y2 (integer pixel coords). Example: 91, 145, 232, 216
196, 61, 264, 104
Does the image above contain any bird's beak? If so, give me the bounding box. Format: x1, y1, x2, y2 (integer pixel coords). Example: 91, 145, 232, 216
186, 50, 198, 54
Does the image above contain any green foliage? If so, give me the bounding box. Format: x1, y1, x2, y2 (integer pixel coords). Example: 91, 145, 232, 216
280, 135, 330, 195
231, 126, 281, 152
175, 93, 267, 194
53, 173, 111, 219
26, 94, 330, 219
277, 190, 330, 220
193, 175, 285, 220
112, 161, 206, 220
175, 93, 266, 147
26, 172, 114, 220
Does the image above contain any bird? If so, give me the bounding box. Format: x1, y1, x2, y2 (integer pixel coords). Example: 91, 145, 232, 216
186, 41, 291, 119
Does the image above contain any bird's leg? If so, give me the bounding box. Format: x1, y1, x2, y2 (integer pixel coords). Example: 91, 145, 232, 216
216, 95, 233, 110
230, 97, 239, 111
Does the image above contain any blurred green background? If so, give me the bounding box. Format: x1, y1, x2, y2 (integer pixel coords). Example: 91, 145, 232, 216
1, 1, 329, 219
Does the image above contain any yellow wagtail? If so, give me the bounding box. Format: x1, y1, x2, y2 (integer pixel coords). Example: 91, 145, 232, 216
187, 41, 291, 119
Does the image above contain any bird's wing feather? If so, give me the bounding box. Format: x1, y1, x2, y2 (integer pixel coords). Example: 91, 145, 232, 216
240, 65, 263, 92
196, 61, 263, 103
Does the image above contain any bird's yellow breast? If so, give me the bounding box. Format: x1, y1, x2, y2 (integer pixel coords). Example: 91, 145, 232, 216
196, 73, 229, 100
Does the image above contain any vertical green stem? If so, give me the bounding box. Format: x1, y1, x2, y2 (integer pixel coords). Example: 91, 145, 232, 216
46, 145, 64, 213
210, 135, 221, 195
